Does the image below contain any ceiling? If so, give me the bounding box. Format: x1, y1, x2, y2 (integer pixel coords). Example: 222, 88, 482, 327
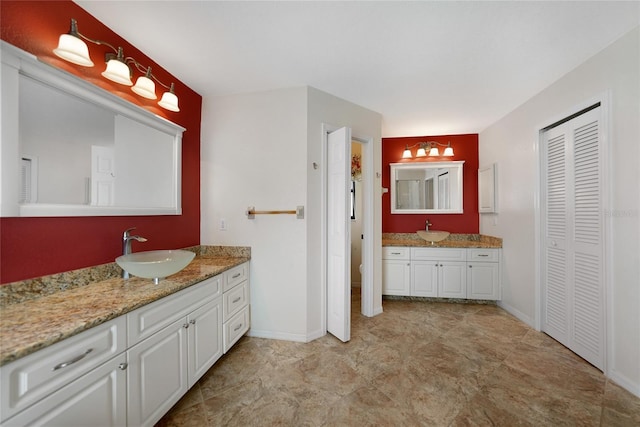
75, 1, 639, 137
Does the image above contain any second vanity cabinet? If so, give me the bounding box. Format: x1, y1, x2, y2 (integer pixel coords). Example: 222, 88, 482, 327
383, 247, 500, 300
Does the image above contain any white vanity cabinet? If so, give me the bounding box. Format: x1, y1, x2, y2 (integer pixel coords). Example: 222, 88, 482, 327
466, 249, 501, 300
127, 275, 223, 427
382, 247, 411, 296
222, 262, 250, 353
411, 248, 467, 298
382, 246, 501, 301
0, 261, 250, 427
0, 317, 127, 426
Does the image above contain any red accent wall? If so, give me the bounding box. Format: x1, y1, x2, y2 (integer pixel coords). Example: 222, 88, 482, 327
382, 134, 479, 234
0, 1, 202, 284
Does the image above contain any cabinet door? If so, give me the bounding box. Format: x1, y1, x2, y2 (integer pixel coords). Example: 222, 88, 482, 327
467, 262, 500, 300
438, 262, 467, 298
382, 260, 411, 296
4, 354, 127, 427
411, 261, 438, 297
188, 297, 223, 387
127, 318, 188, 427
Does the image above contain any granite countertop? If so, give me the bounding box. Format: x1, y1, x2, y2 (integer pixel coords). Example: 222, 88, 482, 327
382, 233, 502, 248
0, 248, 250, 367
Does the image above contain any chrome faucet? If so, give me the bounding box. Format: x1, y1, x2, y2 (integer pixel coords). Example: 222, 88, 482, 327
122, 227, 147, 278
425, 219, 432, 231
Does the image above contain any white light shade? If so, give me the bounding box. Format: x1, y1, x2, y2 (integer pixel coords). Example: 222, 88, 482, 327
158, 90, 180, 112
402, 147, 412, 159
443, 146, 454, 156
102, 59, 133, 86
53, 34, 94, 67
416, 147, 427, 157
428, 147, 439, 156
131, 75, 157, 99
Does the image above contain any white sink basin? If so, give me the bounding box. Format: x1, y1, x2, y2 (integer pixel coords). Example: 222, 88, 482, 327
116, 250, 195, 283
416, 230, 450, 243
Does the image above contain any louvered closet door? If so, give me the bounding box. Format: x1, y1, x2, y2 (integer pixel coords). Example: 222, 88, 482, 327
542, 106, 604, 370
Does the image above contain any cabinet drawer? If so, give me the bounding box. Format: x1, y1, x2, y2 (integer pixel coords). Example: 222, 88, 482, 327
0, 316, 126, 422
224, 263, 249, 292
467, 249, 500, 262
382, 247, 410, 260
411, 247, 466, 261
127, 275, 222, 346
2, 353, 127, 427
223, 280, 249, 322
224, 305, 250, 353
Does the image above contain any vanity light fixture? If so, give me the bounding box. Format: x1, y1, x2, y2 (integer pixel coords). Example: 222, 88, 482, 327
401, 141, 455, 159
53, 18, 180, 112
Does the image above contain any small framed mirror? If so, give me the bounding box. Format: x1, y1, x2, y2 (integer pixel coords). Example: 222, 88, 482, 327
390, 161, 465, 214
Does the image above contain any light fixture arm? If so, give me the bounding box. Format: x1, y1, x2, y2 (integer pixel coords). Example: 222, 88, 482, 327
67, 18, 118, 55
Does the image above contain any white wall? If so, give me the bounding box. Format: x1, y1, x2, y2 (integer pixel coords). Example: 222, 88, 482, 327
201, 87, 309, 341
201, 86, 382, 342
479, 27, 639, 396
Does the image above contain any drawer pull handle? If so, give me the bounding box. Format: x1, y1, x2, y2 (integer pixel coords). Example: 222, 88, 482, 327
190, 319, 196, 325
234, 323, 243, 332
391, 252, 401, 255
183, 323, 190, 329
469, 265, 473, 268
232, 296, 242, 303
232, 273, 241, 279
477, 254, 489, 257
53, 348, 93, 371
118, 363, 128, 371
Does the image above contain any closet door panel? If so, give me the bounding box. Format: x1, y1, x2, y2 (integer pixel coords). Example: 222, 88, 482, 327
571, 109, 604, 369
543, 128, 569, 346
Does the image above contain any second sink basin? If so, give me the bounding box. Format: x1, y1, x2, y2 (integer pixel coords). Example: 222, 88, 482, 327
116, 250, 195, 283
416, 230, 450, 243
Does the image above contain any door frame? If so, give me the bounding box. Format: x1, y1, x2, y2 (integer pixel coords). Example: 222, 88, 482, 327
534, 91, 612, 370
321, 123, 376, 336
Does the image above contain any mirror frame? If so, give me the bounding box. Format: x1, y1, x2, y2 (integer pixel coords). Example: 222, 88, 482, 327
1, 41, 185, 217
390, 161, 465, 214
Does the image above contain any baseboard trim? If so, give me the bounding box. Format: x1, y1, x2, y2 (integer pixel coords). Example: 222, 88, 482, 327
247, 328, 326, 343
608, 369, 640, 398
497, 300, 535, 328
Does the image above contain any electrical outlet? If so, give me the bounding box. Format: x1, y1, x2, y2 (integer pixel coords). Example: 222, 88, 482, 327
219, 218, 227, 231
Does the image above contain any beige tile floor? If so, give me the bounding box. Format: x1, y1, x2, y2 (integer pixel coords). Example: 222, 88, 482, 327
157, 290, 640, 426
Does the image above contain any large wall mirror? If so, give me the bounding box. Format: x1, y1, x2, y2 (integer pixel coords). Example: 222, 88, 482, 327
1, 41, 185, 217
390, 161, 465, 214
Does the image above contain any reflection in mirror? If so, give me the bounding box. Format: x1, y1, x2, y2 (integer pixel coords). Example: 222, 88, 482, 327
2, 41, 184, 217
390, 161, 465, 214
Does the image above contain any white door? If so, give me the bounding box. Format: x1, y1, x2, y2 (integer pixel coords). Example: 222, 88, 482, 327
382, 260, 411, 296
327, 127, 351, 342
127, 319, 188, 427
91, 145, 115, 206
438, 262, 467, 298
411, 261, 438, 297
187, 298, 223, 387
541, 106, 605, 370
